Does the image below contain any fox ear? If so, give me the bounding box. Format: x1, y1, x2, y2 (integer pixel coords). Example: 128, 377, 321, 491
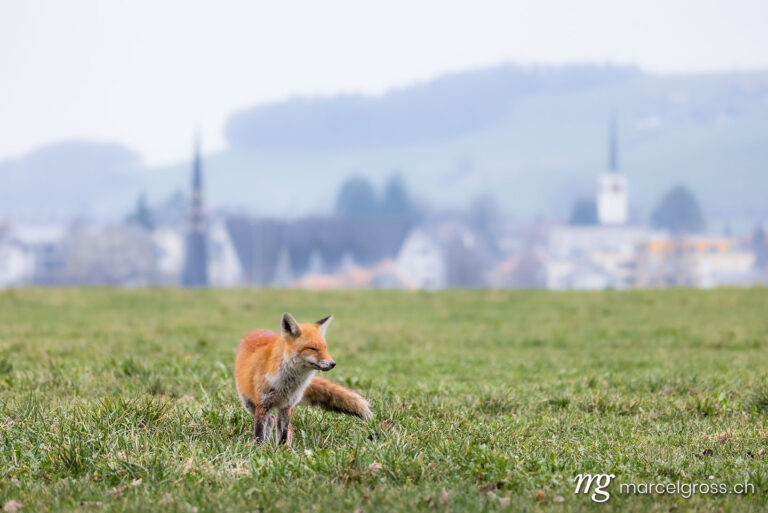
281, 312, 301, 339
315, 315, 333, 337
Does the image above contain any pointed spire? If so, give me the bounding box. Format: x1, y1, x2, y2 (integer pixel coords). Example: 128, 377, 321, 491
182, 131, 208, 287
608, 115, 618, 172
192, 130, 202, 190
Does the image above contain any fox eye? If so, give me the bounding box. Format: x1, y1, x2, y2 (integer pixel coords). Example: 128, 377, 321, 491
307, 347, 318, 352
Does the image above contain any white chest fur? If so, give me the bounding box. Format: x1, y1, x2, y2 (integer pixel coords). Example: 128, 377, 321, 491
262, 356, 316, 410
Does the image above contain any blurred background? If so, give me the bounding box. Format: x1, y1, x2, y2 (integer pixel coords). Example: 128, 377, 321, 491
1, 0, 767, 289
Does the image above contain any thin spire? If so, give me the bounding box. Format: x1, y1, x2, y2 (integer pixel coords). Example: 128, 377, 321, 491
192, 130, 202, 190
182, 130, 208, 287
608, 115, 618, 172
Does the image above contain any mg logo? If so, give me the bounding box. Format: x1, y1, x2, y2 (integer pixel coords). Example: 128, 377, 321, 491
574, 473, 616, 503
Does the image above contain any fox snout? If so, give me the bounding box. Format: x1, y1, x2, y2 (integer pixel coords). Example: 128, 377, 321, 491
317, 360, 336, 371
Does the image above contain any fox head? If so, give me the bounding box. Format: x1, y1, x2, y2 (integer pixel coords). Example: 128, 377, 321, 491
280, 312, 336, 371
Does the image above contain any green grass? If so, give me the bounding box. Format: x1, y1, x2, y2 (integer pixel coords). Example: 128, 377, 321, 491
1, 288, 767, 512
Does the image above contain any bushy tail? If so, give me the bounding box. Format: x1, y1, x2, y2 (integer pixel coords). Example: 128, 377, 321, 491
302, 377, 372, 420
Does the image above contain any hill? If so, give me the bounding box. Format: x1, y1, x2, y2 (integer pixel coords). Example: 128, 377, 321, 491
0, 141, 142, 222
147, 63, 768, 228
2, 63, 767, 227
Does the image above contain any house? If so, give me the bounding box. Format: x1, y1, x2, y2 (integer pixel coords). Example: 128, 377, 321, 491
0, 221, 32, 287
152, 227, 184, 284
395, 228, 447, 290
64, 225, 158, 286
0, 223, 67, 286
207, 218, 244, 287
634, 237, 755, 288
546, 225, 662, 290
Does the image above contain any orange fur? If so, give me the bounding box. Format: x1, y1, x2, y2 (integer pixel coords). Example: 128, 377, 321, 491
235, 329, 280, 402
302, 377, 372, 419
234, 313, 371, 444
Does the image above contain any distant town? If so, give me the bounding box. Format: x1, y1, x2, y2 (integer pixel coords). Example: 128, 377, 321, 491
0, 122, 766, 290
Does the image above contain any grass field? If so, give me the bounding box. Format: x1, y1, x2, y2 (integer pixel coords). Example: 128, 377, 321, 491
1, 288, 768, 512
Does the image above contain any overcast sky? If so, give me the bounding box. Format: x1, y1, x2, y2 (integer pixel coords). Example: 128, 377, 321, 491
1, 0, 767, 166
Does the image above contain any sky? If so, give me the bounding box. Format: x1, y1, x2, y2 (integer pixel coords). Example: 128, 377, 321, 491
1, 0, 767, 166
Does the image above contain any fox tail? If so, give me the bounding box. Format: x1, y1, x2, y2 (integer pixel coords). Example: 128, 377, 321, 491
302, 377, 372, 420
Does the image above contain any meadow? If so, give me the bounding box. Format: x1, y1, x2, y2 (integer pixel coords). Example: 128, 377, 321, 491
1, 288, 767, 512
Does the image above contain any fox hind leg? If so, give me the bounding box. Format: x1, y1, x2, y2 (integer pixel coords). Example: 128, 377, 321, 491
253, 408, 275, 443
276, 407, 293, 446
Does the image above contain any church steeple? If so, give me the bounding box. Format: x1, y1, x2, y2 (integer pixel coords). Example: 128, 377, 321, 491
597, 116, 628, 225
192, 132, 202, 192
182, 132, 208, 287
608, 115, 618, 172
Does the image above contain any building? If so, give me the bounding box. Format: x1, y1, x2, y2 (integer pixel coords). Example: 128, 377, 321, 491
0, 223, 67, 286
395, 228, 447, 290
152, 227, 184, 284
545, 118, 646, 290
207, 217, 244, 287
634, 237, 755, 288
64, 225, 159, 286
181, 135, 208, 287
225, 216, 413, 287
545, 225, 662, 290
597, 118, 628, 225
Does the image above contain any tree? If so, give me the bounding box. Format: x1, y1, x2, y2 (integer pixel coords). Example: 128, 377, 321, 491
569, 199, 597, 225
125, 193, 154, 231
468, 194, 502, 254
381, 173, 418, 220
334, 176, 379, 218
469, 194, 500, 234
651, 185, 704, 233
753, 225, 768, 269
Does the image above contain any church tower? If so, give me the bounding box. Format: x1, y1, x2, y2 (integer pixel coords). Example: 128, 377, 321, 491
182, 134, 208, 286
597, 117, 628, 225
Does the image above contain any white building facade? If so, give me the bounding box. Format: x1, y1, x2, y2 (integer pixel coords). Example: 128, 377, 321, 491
597, 172, 628, 225
395, 229, 447, 290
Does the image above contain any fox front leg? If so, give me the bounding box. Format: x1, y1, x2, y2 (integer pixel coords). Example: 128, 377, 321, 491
276, 407, 293, 446
253, 408, 275, 443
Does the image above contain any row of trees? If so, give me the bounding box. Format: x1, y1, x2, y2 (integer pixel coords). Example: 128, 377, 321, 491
124, 173, 422, 231
335, 173, 420, 221
127, 176, 745, 244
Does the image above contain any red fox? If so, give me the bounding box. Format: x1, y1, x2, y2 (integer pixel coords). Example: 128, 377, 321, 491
234, 312, 371, 445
